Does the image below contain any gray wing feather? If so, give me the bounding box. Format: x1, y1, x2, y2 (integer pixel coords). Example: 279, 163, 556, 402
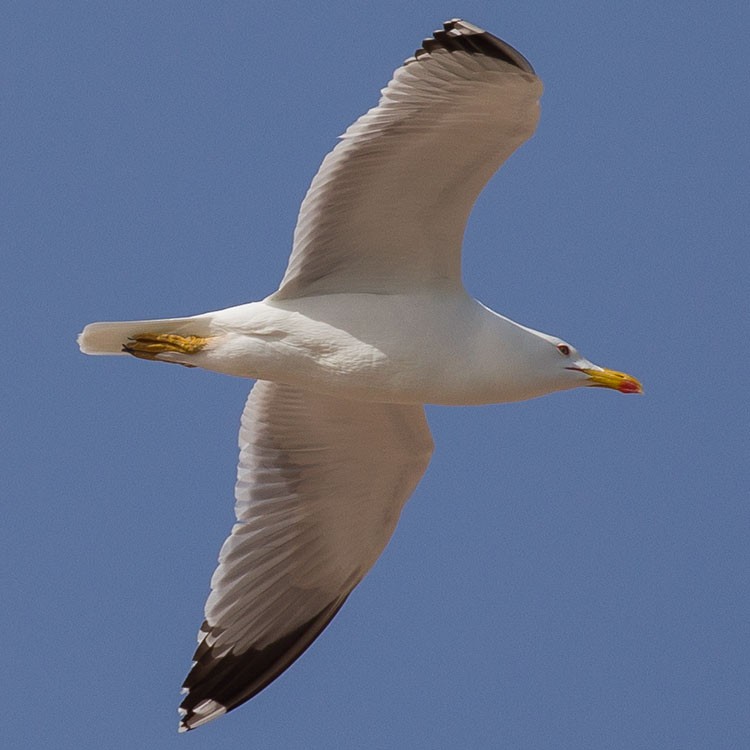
272, 20, 541, 299
179, 381, 433, 730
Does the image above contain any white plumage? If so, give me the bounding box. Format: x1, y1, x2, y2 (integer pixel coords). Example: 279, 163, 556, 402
78, 19, 641, 731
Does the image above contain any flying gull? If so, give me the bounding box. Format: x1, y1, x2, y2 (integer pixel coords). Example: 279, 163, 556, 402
78, 18, 642, 731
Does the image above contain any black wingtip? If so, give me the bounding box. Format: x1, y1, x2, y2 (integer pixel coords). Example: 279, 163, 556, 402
408, 19, 535, 75
178, 596, 349, 731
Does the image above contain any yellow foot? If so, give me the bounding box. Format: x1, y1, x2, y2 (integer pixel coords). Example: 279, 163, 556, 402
123, 333, 211, 367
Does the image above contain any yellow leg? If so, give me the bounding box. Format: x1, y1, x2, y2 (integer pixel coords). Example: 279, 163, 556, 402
123, 333, 211, 366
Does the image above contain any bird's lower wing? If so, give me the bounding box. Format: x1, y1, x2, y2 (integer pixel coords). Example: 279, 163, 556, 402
179, 381, 434, 731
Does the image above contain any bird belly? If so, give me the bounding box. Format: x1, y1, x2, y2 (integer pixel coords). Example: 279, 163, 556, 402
193, 295, 490, 404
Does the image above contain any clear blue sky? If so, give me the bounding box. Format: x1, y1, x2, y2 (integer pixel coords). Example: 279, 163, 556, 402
4, 2, 748, 748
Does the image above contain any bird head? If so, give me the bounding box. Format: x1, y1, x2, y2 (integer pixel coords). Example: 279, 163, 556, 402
545, 337, 643, 394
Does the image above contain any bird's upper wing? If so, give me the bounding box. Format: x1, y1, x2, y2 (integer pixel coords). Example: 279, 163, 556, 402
178, 381, 434, 731
271, 19, 542, 300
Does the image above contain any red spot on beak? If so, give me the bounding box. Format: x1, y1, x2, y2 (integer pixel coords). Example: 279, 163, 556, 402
619, 379, 642, 394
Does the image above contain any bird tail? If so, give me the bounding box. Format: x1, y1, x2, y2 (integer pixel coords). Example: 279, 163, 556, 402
77, 315, 212, 355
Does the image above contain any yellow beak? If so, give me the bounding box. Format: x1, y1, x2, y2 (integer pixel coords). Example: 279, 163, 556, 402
579, 367, 643, 394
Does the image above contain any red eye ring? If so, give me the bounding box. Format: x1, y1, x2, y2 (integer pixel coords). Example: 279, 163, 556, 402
557, 344, 570, 356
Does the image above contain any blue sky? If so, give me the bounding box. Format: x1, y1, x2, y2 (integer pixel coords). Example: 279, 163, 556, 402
4, 2, 748, 748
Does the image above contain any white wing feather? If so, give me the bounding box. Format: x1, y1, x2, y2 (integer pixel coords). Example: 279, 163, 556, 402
179, 381, 433, 730
272, 20, 542, 299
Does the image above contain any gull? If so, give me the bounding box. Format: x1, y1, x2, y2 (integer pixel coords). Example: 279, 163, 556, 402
78, 19, 642, 731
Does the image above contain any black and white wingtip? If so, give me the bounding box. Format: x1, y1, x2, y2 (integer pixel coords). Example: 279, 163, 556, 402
407, 19, 535, 75
178, 597, 349, 732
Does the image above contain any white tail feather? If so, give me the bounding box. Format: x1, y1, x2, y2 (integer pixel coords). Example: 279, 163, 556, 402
78, 316, 210, 355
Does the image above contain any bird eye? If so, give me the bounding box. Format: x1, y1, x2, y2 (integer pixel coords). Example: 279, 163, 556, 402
557, 344, 571, 356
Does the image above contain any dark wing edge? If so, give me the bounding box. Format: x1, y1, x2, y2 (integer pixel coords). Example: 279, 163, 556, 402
271, 18, 541, 300
409, 18, 535, 74
178, 596, 348, 732
177, 382, 434, 731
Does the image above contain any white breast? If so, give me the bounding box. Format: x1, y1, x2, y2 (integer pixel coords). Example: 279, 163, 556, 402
191, 291, 556, 405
